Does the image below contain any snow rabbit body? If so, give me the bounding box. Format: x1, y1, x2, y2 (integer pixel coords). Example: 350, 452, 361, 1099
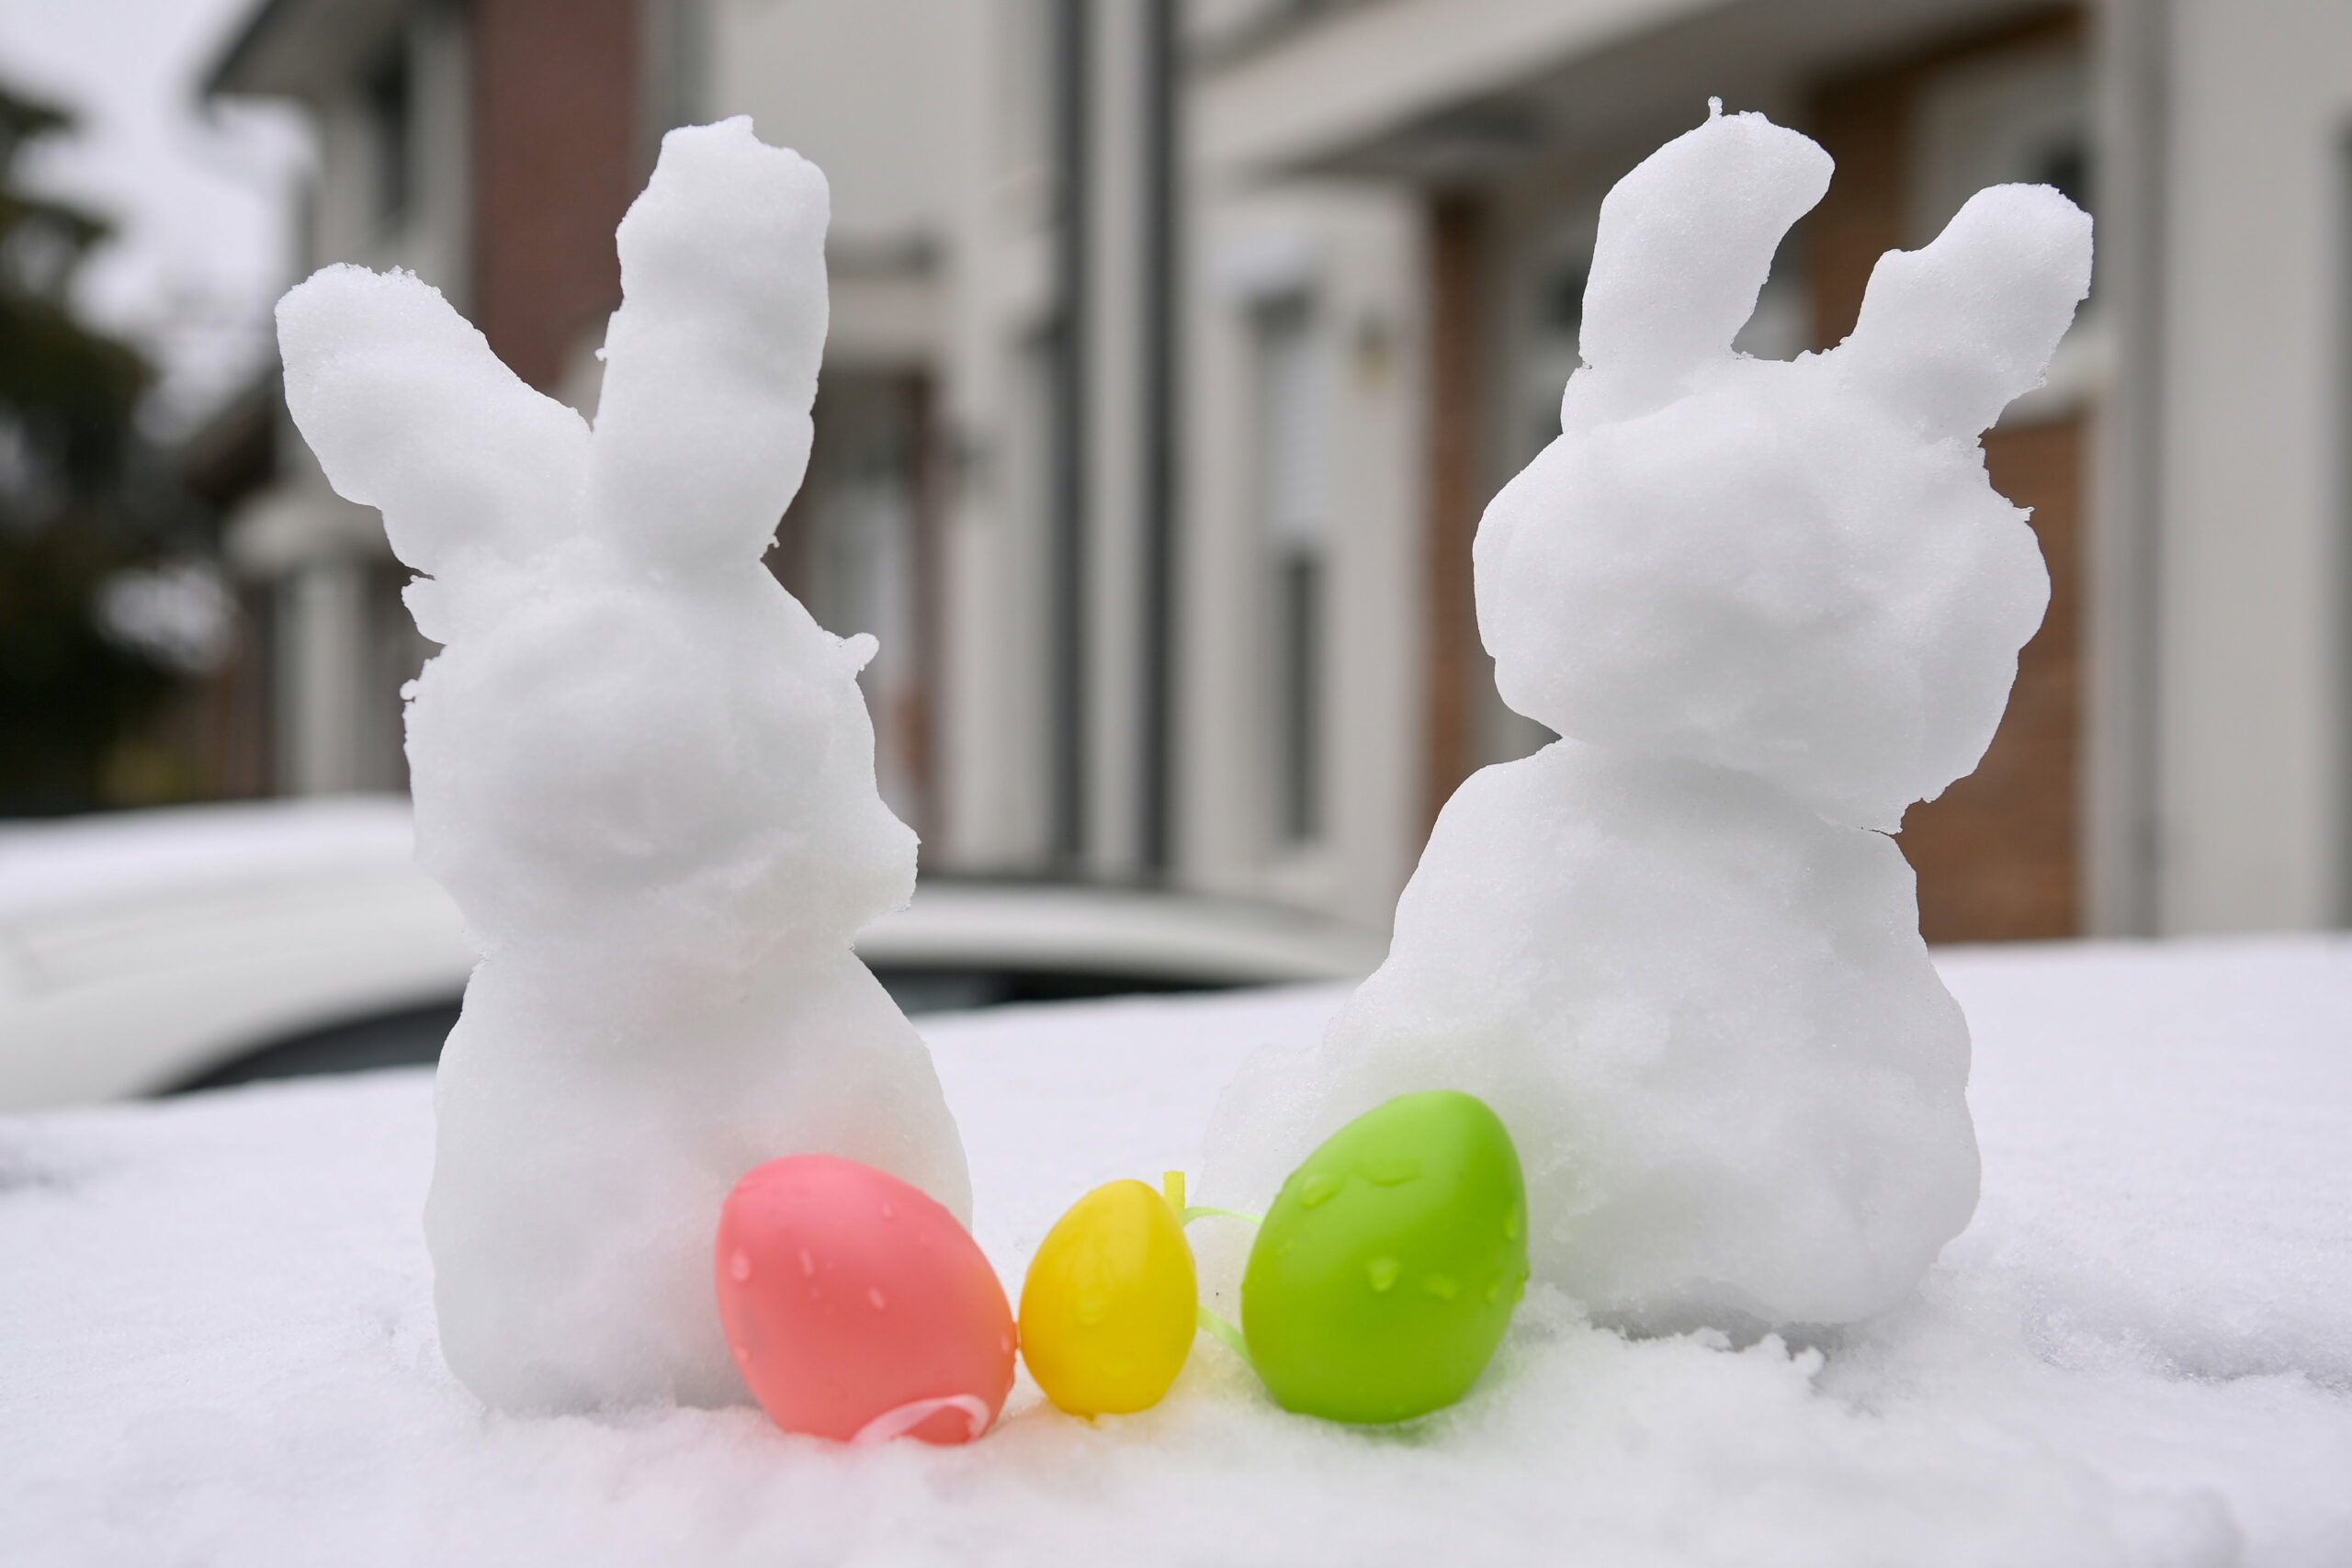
278, 120, 970, 1412
1206, 107, 2092, 1331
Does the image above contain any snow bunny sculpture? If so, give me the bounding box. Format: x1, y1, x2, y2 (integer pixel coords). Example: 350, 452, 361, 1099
277, 120, 970, 1411
1206, 107, 2091, 1330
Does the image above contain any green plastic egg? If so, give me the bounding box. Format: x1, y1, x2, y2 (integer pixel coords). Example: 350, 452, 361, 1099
1241, 1089, 1529, 1424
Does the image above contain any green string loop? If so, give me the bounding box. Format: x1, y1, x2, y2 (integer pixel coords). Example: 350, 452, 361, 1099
1195, 1304, 1251, 1370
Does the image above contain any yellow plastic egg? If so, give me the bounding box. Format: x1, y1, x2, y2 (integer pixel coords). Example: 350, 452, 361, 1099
1019, 1177, 1198, 1416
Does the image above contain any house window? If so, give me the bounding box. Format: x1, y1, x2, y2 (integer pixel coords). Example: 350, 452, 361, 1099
1008, 323, 1084, 865
647, 0, 708, 136
1252, 293, 1328, 846
775, 376, 933, 829
1525, 250, 1588, 456
1907, 40, 2089, 243
363, 33, 413, 234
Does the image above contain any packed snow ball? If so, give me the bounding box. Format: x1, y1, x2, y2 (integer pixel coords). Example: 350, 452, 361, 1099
277, 118, 969, 1414
1207, 106, 2090, 1332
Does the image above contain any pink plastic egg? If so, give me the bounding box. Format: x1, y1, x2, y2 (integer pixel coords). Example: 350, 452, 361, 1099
716, 1155, 1015, 1445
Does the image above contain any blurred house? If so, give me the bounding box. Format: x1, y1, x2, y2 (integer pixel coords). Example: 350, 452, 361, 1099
202, 0, 2352, 942
202, 0, 965, 825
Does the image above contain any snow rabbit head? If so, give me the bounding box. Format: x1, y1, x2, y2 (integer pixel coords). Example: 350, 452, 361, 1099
1475, 107, 2092, 830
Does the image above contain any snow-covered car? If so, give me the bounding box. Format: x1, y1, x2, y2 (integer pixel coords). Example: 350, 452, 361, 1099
0, 797, 1382, 1111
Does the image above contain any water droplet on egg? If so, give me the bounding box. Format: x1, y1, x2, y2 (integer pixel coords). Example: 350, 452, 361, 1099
1361, 1157, 1419, 1186
1421, 1274, 1458, 1300
731, 1341, 754, 1365
1300, 1173, 1342, 1208
1366, 1257, 1399, 1292
728, 1249, 752, 1283
797, 1248, 816, 1278
1503, 1208, 1521, 1242
867, 1287, 888, 1311
880, 1200, 896, 1220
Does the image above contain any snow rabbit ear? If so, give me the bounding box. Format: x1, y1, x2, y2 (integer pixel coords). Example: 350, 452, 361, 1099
1830, 184, 2093, 438
277, 265, 589, 581
586, 118, 831, 571
1574, 105, 1830, 412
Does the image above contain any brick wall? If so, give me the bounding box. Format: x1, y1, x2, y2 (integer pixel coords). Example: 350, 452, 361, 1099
1421, 195, 1487, 832
471, 0, 642, 392
1809, 11, 2086, 941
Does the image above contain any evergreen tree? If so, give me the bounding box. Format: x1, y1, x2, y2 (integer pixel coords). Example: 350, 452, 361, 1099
0, 85, 192, 813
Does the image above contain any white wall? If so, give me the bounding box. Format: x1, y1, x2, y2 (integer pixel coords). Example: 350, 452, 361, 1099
1181, 182, 1428, 929
228, 1, 470, 795
935, 0, 1059, 874
704, 0, 978, 252
926, 3, 1432, 928
719, 0, 2352, 936
2158, 0, 2352, 930
704, 0, 982, 371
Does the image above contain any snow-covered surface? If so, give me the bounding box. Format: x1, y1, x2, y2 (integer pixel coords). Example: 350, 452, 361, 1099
5, 937, 2350, 1566
0, 798, 471, 1111
0, 796, 418, 922
0, 797, 1377, 1111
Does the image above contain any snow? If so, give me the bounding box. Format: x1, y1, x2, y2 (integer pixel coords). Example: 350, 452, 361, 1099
0, 795, 414, 921
1206, 109, 2093, 1333
277, 119, 968, 1414
5, 938, 2349, 1566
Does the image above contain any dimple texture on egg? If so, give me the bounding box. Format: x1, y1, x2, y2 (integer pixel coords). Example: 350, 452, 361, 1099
1020, 1179, 1197, 1416
716, 1155, 1014, 1444
1242, 1091, 1528, 1424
